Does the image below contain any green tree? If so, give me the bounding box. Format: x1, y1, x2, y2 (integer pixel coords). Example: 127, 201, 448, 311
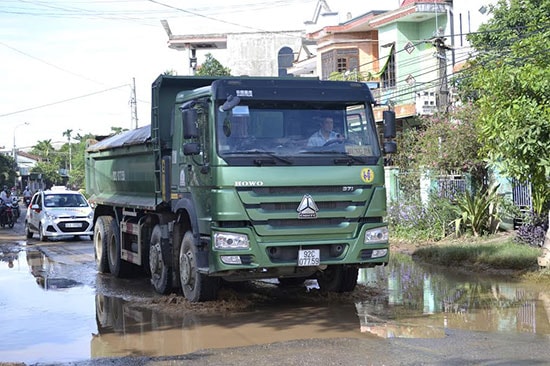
328, 69, 373, 81
459, 0, 550, 214
392, 105, 485, 194
110, 126, 128, 135
195, 53, 231, 76
0, 153, 15, 188
31, 161, 63, 187
30, 139, 65, 187
31, 139, 54, 163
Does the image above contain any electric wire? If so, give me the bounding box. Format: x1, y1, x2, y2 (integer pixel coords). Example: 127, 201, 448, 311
0, 84, 130, 118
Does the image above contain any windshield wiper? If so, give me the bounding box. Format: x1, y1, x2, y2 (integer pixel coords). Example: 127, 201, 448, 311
333, 155, 366, 165
300, 150, 367, 165
223, 150, 293, 165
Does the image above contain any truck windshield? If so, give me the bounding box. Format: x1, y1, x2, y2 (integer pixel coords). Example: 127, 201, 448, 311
216, 101, 381, 166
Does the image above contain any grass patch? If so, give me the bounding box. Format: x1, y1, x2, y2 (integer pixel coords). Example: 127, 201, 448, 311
412, 238, 541, 270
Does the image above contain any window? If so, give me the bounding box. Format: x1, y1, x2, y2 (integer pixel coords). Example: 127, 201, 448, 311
381, 46, 396, 88
278, 47, 294, 77
321, 48, 359, 79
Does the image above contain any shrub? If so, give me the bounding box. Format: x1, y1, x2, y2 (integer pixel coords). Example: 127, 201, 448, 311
388, 193, 459, 241
515, 212, 548, 247
453, 184, 502, 237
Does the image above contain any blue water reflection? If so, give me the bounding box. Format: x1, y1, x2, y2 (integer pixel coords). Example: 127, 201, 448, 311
357, 253, 550, 337
0, 250, 96, 364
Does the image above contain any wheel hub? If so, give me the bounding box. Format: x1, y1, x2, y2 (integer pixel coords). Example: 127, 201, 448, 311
180, 251, 192, 286
149, 243, 162, 275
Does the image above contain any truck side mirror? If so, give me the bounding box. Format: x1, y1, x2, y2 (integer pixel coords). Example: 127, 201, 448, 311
384, 141, 397, 154
182, 109, 198, 139
383, 110, 396, 139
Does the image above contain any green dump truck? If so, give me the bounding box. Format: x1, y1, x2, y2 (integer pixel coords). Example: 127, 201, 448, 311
85, 75, 396, 302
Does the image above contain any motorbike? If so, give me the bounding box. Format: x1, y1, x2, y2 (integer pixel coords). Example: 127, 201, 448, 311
24, 196, 32, 208
11, 196, 20, 220
0, 201, 15, 228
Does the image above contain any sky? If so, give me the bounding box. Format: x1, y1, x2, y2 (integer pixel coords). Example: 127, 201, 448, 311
0, 0, 399, 151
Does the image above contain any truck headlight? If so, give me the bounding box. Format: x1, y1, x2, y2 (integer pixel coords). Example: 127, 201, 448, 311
214, 232, 250, 250
364, 227, 388, 244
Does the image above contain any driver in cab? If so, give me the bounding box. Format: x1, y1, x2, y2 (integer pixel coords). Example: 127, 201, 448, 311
307, 117, 344, 147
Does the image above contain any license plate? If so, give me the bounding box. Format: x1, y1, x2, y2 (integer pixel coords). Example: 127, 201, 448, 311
298, 249, 320, 266
65, 223, 82, 228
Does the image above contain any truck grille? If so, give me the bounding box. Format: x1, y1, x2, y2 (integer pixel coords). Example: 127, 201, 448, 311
236, 185, 380, 234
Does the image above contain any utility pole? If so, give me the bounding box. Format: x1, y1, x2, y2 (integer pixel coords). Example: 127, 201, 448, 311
433, 35, 451, 113
130, 77, 138, 129
189, 48, 197, 75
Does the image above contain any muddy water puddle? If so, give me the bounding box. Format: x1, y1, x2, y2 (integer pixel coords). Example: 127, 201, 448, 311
2, 246, 550, 364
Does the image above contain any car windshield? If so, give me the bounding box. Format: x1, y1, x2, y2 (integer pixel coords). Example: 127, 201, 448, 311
215, 101, 381, 166
44, 194, 88, 208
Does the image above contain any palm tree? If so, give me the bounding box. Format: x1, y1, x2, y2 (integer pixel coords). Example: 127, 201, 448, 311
32, 139, 54, 162
62, 129, 73, 171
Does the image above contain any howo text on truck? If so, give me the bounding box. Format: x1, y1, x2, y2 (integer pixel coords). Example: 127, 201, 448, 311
85, 75, 396, 302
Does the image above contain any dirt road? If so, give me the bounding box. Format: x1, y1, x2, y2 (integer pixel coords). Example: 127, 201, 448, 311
2, 220, 550, 365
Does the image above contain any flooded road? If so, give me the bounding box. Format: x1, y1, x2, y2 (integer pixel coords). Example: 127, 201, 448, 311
1, 224, 550, 364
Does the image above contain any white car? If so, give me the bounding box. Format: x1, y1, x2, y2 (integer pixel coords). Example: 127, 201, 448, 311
25, 188, 94, 241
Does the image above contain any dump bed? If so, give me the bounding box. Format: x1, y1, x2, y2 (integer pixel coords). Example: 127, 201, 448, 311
85, 125, 158, 209
85, 75, 220, 209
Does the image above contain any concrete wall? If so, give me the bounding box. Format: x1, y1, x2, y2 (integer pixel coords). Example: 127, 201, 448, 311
226, 31, 304, 77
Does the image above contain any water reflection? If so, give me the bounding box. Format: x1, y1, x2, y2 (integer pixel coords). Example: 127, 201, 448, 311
3, 243, 550, 363
26, 248, 82, 289
356, 254, 550, 337
91, 293, 369, 359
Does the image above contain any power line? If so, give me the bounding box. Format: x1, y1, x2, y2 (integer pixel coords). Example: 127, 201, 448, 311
0, 40, 105, 85
0, 84, 129, 118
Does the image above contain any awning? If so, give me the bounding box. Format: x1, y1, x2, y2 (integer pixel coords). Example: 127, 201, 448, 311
372, 43, 395, 78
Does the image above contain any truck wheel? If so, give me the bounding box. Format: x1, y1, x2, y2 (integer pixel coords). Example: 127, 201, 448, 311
107, 219, 131, 277
317, 265, 358, 293
179, 231, 219, 302
94, 216, 113, 273
149, 225, 172, 294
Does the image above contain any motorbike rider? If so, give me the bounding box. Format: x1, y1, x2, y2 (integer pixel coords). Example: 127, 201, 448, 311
0, 186, 8, 202
23, 186, 32, 206
0, 186, 9, 219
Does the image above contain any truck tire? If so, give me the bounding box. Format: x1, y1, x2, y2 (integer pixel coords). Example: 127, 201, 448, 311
107, 219, 132, 277
94, 216, 113, 273
317, 265, 358, 293
179, 231, 219, 302
149, 225, 172, 294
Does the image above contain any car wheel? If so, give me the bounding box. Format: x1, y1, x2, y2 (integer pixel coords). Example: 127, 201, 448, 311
25, 221, 33, 239
39, 223, 48, 242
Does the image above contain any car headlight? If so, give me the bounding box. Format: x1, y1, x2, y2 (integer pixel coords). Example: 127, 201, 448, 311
214, 232, 250, 250
44, 211, 58, 220
87, 211, 94, 220
364, 227, 389, 244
